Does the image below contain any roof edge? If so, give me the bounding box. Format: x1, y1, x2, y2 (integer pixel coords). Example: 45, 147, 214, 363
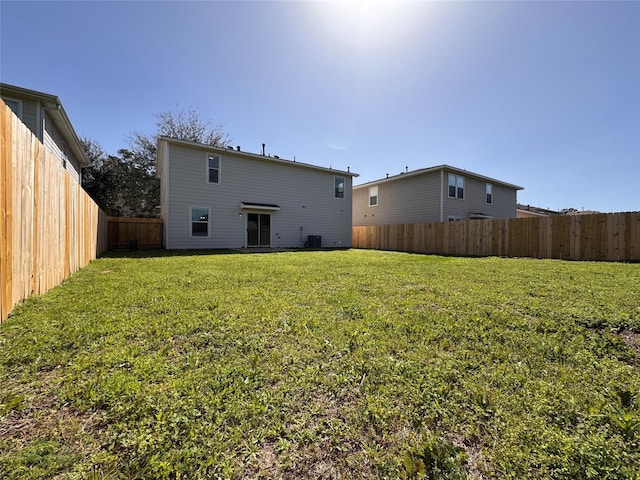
354, 164, 523, 190
1, 83, 89, 167
158, 136, 358, 177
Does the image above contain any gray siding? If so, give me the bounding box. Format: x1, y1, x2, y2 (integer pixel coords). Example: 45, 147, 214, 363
21, 99, 39, 136
442, 171, 516, 220
1, 97, 39, 137
353, 172, 442, 225
162, 142, 353, 249
3, 95, 82, 183
354, 168, 519, 226
43, 112, 82, 183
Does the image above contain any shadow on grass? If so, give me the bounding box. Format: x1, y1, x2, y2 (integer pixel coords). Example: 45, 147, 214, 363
100, 247, 350, 259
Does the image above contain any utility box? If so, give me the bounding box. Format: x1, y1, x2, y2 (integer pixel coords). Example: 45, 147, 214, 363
307, 235, 321, 248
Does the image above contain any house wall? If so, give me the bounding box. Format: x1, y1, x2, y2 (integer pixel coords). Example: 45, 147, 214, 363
441, 171, 517, 220
1, 96, 39, 139
1, 95, 83, 183
162, 142, 354, 249
353, 169, 518, 226
43, 111, 82, 183
353, 172, 442, 226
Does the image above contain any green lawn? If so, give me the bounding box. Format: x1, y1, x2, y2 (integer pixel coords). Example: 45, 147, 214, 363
1, 250, 639, 479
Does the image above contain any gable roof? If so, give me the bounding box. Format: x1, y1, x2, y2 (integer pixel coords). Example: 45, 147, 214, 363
156, 136, 358, 178
0, 83, 89, 167
354, 164, 523, 191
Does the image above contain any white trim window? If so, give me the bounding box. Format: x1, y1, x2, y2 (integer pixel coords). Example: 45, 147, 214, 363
448, 216, 462, 221
448, 174, 464, 199
207, 153, 220, 184
486, 183, 493, 204
190, 206, 210, 237
334, 176, 345, 198
369, 186, 378, 206
2, 97, 22, 119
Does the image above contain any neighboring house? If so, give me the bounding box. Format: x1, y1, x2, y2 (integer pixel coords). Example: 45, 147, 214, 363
353, 165, 523, 226
156, 136, 358, 249
1, 83, 89, 183
516, 204, 561, 218
516, 205, 600, 218
563, 209, 601, 216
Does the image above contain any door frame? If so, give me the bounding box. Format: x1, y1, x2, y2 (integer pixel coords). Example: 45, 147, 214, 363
246, 212, 271, 247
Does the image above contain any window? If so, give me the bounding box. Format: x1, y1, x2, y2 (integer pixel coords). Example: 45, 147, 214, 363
448, 174, 464, 199
369, 186, 378, 206
190, 207, 210, 237
448, 216, 462, 221
334, 176, 345, 198
486, 183, 493, 204
207, 154, 220, 183
2, 98, 22, 118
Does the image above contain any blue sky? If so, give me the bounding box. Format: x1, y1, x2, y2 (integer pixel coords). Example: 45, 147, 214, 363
2, 0, 639, 213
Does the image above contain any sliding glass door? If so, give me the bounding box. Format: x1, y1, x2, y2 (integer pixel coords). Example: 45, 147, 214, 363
247, 213, 271, 247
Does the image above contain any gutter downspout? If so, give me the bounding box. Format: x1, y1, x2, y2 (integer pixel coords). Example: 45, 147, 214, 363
439, 170, 444, 222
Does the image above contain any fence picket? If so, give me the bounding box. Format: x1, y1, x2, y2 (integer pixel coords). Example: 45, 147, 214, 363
0, 103, 108, 323
352, 213, 640, 262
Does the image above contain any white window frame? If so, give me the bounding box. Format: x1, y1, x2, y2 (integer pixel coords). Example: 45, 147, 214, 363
189, 206, 211, 238
448, 216, 462, 222
334, 176, 345, 198
448, 174, 464, 199
486, 183, 493, 205
369, 186, 378, 206
2, 97, 23, 119
206, 153, 221, 184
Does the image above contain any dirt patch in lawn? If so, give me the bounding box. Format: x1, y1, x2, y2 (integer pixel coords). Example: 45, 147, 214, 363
618, 328, 640, 355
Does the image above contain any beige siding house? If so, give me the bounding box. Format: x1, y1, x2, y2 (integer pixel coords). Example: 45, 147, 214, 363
0, 83, 89, 183
156, 137, 358, 249
353, 165, 523, 226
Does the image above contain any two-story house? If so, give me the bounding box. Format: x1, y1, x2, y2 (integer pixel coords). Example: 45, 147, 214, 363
156, 137, 358, 249
353, 165, 523, 226
1, 83, 89, 183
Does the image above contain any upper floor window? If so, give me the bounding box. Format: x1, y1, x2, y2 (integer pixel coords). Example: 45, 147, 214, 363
207, 154, 220, 184
448, 174, 464, 199
2, 98, 22, 118
334, 176, 345, 198
486, 183, 493, 204
369, 186, 378, 206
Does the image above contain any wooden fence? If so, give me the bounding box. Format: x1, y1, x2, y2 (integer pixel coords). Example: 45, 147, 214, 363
352, 212, 640, 262
1, 103, 108, 323
107, 216, 163, 250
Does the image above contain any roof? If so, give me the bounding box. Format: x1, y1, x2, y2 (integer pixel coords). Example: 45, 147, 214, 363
354, 164, 523, 191
516, 203, 561, 216
156, 136, 358, 178
0, 83, 89, 167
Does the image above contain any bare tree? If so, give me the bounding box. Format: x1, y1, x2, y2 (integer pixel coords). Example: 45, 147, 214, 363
82, 108, 231, 217
126, 108, 232, 172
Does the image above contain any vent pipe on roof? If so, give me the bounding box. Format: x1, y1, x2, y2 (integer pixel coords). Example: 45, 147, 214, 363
405, 166, 408, 173
236, 146, 240, 151
262, 143, 265, 156
386, 173, 389, 178
347, 166, 350, 173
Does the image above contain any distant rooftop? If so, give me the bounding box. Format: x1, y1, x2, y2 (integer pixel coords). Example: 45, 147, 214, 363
354, 164, 523, 191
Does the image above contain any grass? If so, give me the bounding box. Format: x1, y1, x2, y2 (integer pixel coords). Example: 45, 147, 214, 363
0, 249, 639, 479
